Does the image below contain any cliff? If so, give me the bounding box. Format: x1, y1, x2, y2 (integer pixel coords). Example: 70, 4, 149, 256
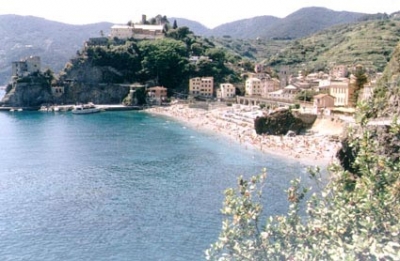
63, 82, 130, 105
60, 61, 131, 104
336, 41, 400, 171
371, 42, 400, 117
1, 77, 52, 107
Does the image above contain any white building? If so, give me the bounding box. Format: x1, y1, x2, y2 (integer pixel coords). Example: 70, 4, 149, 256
245, 77, 262, 96
329, 81, 353, 107
267, 85, 299, 102
110, 25, 133, 39
217, 83, 236, 99
110, 24, 164, 40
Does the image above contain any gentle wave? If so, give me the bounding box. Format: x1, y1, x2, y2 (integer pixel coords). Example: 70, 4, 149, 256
0, 111, 311, 260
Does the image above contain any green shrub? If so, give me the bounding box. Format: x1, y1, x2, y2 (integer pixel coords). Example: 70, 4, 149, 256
206, 115, 400, 260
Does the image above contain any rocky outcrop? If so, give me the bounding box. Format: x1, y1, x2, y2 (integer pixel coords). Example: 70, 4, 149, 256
1, 61, 133, 107
0, 78, 52, 107
254, 108, 316, 135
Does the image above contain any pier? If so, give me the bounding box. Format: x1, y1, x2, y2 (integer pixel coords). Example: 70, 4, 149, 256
0, 104, 143, 112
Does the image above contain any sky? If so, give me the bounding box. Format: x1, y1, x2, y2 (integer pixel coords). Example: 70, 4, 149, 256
0, 0, 399, 28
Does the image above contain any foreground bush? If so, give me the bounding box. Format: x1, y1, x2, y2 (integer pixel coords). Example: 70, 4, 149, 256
206, 115, 400, 260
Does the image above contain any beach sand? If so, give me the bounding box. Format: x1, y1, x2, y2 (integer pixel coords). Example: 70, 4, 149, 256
145, 104, 343, 167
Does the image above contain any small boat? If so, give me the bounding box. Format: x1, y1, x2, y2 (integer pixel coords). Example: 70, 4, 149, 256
39, 106, 49, 112
71, 103, 101, 114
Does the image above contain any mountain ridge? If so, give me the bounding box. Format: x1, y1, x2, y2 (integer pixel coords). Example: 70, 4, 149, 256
172, 7, 369, 39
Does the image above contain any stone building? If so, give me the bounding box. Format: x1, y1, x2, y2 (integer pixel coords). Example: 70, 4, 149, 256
110, 15, 165, 40
313, 93, 335, 108
12, 56, 41, 78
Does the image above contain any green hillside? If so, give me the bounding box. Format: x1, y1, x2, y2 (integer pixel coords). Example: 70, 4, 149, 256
215, 18, 400, 74
59, 26, 242, 94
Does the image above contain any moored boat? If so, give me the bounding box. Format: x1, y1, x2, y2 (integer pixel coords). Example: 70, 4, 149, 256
71, 103, 101, 114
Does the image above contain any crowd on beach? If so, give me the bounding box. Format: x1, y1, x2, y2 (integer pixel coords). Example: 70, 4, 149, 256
145, 103, 343, 167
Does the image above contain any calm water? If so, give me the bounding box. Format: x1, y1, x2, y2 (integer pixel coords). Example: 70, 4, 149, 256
0, 102, 315, 260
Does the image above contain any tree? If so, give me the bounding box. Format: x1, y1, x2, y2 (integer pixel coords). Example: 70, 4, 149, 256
138, 38, 189, 89
42, 68, 56, 86
173, 20, 178, 29
205, 48, 226, 64
166, 26, 192, 41
351, 64, 368, 105
190, 43, 204, 56
295, 89, 316, 102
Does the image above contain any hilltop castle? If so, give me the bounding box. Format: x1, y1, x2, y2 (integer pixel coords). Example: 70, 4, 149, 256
110, 15, 165, 40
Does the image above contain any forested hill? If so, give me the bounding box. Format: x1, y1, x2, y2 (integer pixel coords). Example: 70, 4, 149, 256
213, 17, 400, 74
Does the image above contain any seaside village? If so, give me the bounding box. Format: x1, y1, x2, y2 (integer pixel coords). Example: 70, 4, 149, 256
4, 15, 382, 164
147, 62, 377, 164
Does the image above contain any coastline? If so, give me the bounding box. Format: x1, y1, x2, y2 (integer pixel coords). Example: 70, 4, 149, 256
0, 104, 142, 112
144, 104, 343, 168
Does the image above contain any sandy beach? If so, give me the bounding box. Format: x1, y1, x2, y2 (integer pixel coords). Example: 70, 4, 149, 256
145, 103, 344, 167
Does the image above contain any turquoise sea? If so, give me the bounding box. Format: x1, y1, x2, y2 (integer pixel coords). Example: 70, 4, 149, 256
0, 90, 316, 260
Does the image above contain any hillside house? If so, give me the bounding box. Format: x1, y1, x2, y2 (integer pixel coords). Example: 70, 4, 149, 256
51, 86, 65, 97
245, 77, 262, 96
260, 78, 280, 97
217, 83, 236, 100
267, 84, 299, 102
313, 93, 335, 108
189, 77, 214, 98
147, 86, 167, 104
329, 80, 353, 107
